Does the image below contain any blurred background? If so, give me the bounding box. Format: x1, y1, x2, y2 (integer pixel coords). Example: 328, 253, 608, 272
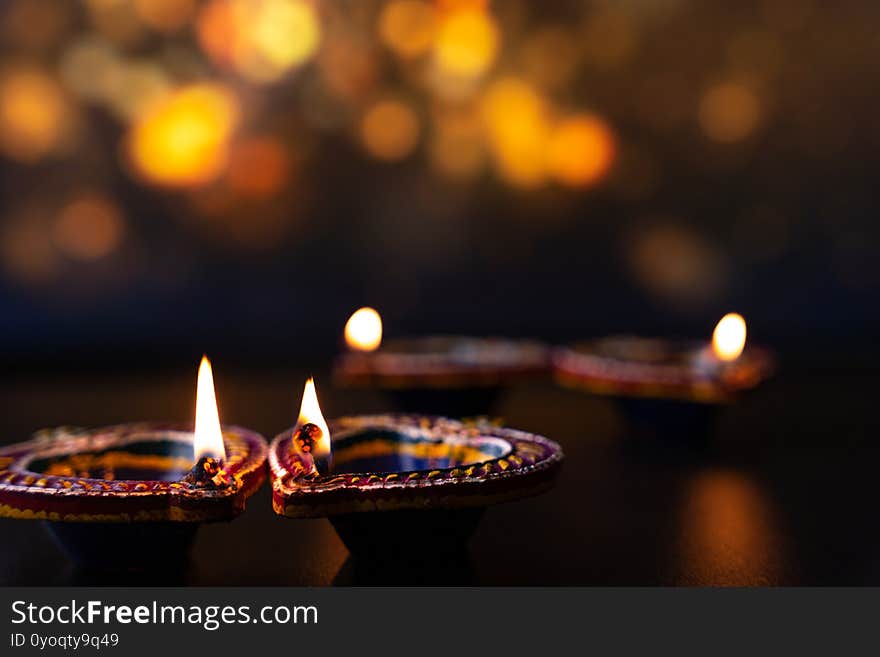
0, 0, 877, 371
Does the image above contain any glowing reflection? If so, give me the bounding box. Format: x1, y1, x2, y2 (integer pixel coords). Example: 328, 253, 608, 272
678, 470, 780, 585
127, 83, 240, 187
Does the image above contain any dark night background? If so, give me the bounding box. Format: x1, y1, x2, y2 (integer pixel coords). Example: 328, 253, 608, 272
0, 0, 878, 585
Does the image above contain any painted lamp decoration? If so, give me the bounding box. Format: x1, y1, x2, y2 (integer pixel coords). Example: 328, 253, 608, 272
553, 313, 774, 443
271, 378, 563, 558
334, 307, 551, 417
0, 357, 268, 569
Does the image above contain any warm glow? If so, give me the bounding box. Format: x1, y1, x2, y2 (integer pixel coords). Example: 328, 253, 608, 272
344, 307, 383, 352
296, 377, 332, 461
481, 77, 550, 187
226, 136, 291, 199
197, 0, 321, 83
194, 355, 227, 462
127, 84, 239, 187
360, 99, 420, 161
433, 8, 499, 78
379, 0, 437, 59
547, 115, 616, 188
712, 313, 747, 362
0, 69, 70, 162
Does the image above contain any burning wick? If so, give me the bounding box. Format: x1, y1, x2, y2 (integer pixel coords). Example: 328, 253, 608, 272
291, 377, 332, 475
184, 355, 232, 489
695, 313, 748, 377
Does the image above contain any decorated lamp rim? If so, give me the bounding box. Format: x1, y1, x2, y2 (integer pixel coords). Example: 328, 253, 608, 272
553, 337, 775, 403
0, 422, 268, 523
270, 414, 564, 518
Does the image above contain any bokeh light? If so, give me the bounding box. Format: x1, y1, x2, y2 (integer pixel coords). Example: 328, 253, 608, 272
134, 0, 196, 33
127, 84, 240, 187
433, 7, 499, 79
699, 82, 761, 143
429, 107, 485, 179
360, 98, 421, 161
52, 194, 125, 261
378, 0, 436, 59
546, 115, 616, 188
481, 77, 550, 188
226, 136, 291, 199
0, 67, 71, 162
197, 0, 321, 83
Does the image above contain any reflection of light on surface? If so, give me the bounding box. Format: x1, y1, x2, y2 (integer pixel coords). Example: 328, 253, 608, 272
360, 99, 420, 161
197, 0, 321, 82
481, 78, 550, 188
430, 107, 485, 179
628, 222, 725, 305
699, 82, 761, 143
379, 0, 436, 59
0, 69, 70, 162
1, 211, 58, 284
712, 313, 747, 362
520, 26, 580, 90
134, 0, 196, 33
547, 115, 616, 188
678, 471, 779, 585
433, 8, 499, 79
344, 307, 383, 352
227, 137, 291, 199
53, 195, 124, 261
127, 84, 239, 187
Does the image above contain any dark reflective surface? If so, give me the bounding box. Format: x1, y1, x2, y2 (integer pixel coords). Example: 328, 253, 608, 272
1, 363, 878, 585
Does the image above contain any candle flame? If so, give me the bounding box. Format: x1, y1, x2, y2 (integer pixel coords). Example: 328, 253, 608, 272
296, 377, 332, 461
344, 306, 383, 352
712, 313, 747, 362
194, 355, 227, 462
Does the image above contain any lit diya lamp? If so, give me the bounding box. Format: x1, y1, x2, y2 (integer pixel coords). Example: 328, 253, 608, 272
0, 357, 267, 569
334, 307, 551, 417
553, 313, 774, 444
270, 378, 563, 559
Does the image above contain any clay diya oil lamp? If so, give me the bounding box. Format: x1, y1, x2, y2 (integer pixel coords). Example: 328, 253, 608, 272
554, 313, 774, 445
270, 378, 563, 560
334, 307, 550, 417
0, 357, 267, 570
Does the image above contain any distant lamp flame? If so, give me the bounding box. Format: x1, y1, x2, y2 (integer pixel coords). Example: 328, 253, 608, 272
194, 355, 227, 462
295, 377, 332, 470
344, 307, 383, 352
712, 313, 747, 362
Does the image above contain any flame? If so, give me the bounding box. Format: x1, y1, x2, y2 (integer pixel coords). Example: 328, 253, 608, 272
194, 355, 227, 462
344, 307, 383, 352
296, 377, 332, 461
712, 313, 747, 362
